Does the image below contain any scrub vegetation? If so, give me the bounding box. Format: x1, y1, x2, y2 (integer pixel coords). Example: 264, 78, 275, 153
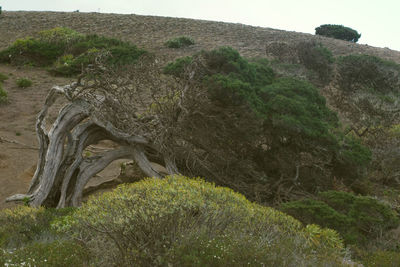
0, 18, 399, 267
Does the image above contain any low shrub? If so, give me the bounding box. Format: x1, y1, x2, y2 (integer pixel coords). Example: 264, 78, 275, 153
0, 206, 76, 248
163, 56, 192, 77
315, 24, 361, 42
0, 28, 146, 76
0, 72, 8, 82
16, 77, 32, 88
0, 37, 65, 66
165, 36, 195, 48
337, 54, 400, 94
281, 191, 400, 245
57, 175, 347, 266
333, 136, 372, 180
0, 83, 7, 104
296, 41, 334, 84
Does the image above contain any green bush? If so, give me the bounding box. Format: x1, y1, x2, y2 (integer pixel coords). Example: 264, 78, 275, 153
16, 77, 32, 88
0, 83, 7, 104
0, 72, 8, 82
0, 206, 76, 248
281, 191, 400, 245
163, 47, 371, 198
57, 175, 346, 266
165, 36, 195, 48
260, 77, 338, 143
0, 37, 65, 66
0, 28, 146, 76
337, 54, 400, 94
163, 56, 193, 77
315, 24, 361, 42
333, 136, 372, 180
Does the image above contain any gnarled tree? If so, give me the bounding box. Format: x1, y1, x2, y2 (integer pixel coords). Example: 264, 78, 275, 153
7, 54, 183, 207
7, 47, 370, 207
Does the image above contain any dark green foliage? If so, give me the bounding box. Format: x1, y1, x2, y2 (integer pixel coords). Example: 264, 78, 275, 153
163, 56, 192, 77
315, 24, 361, 42
260, 77, 338, 143
16, 77, 32, 88
333, 136, 372, 181
202, 47, 275, 111
349, 196, 399, 237
169, 48, 337, 145
296, 41, 334, 84
337, 136, 372, 166
337, 54, 400, 94
0, 28, 146, 76
318, 190, 356, 214
164, 47, 371, 199
165, 36, 195, 48
0, 38, 65, 66
281, 191, 400, 245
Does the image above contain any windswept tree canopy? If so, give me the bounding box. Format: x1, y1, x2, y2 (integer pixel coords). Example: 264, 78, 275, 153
7, 47, 370, 207
315, 24, 361, 43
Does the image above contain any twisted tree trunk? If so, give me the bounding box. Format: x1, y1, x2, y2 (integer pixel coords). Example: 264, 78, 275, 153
6, 84, 177, 207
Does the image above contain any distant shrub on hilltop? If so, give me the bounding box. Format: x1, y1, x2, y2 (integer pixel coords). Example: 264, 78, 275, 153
315, 24, 361, 42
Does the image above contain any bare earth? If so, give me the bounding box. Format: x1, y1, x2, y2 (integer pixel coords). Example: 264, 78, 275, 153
1, 11, 400, 209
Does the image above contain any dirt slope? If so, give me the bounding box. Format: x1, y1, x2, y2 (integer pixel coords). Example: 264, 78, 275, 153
0, 11, 399, 209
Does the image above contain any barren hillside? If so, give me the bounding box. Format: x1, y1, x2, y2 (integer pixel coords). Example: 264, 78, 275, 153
1, 11, 400, 62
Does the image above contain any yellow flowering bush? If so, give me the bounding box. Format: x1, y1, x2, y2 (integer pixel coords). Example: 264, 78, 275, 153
58, 175, 347, 266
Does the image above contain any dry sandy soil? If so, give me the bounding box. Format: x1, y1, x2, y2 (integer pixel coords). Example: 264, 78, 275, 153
1, 11, 399, 209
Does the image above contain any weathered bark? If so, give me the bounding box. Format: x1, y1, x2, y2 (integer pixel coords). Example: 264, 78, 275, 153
7, 84, 178, 207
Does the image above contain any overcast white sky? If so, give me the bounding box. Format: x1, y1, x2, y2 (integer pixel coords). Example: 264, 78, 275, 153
2, 0, 400, 51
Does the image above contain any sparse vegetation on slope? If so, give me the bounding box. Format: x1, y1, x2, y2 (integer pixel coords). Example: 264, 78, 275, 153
165, 36, 195, 48
0, 27, 146, 76
1, 11, 400, 267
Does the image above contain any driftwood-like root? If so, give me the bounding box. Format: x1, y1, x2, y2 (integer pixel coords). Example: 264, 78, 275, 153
7, 84, 177, 207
